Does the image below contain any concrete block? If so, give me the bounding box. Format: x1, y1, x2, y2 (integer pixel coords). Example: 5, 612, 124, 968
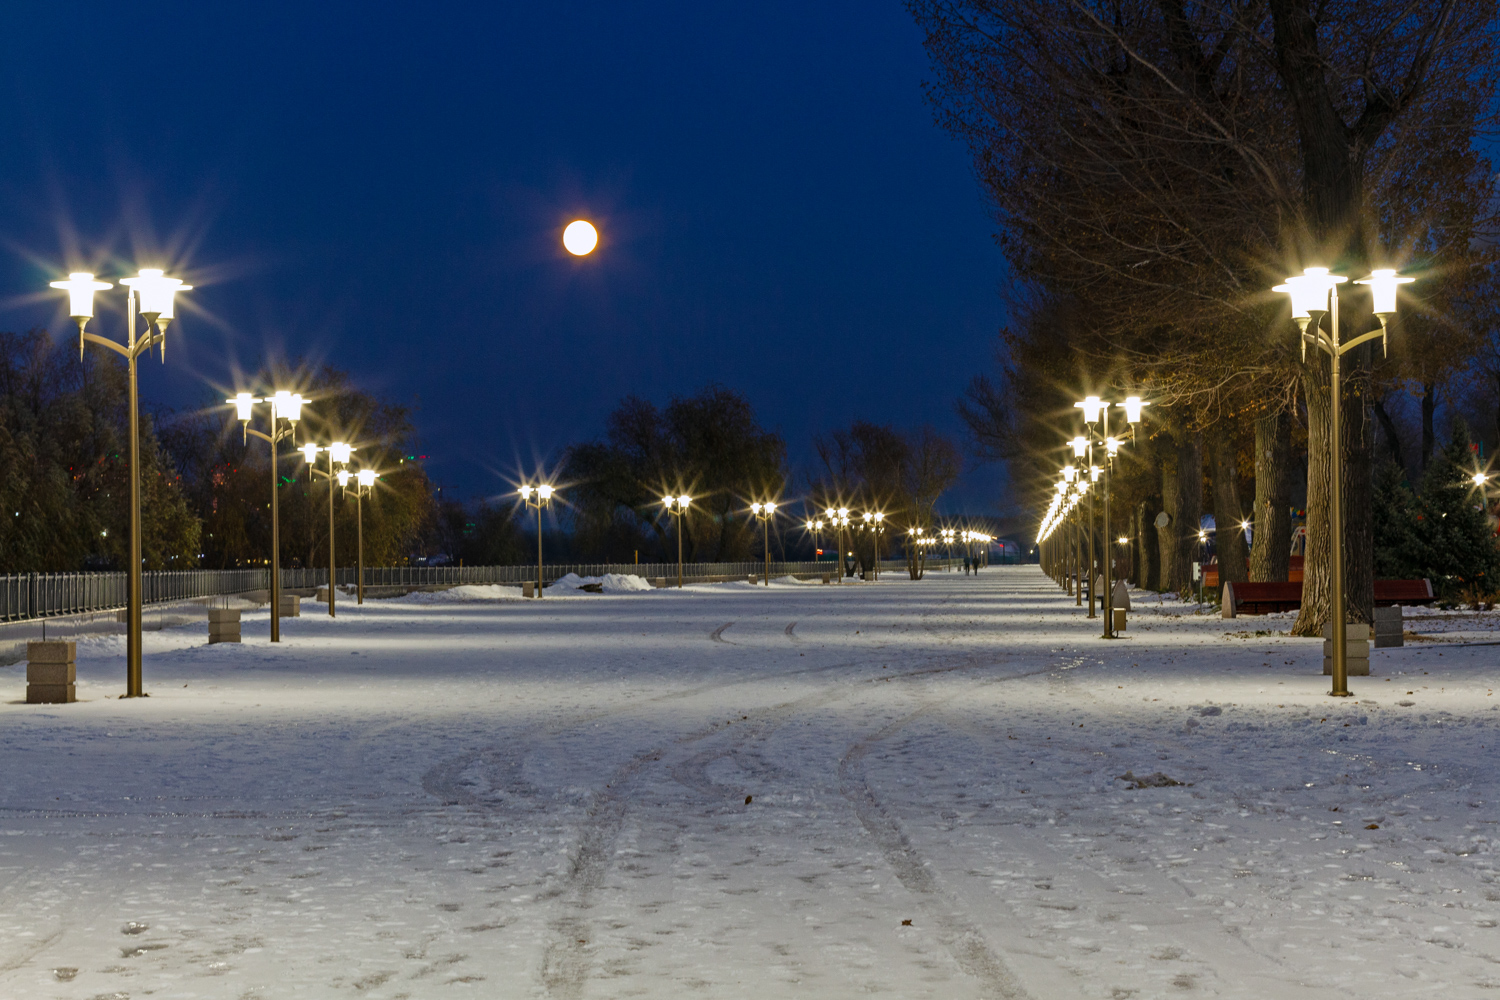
207, 608, 241, 624
27, 641, 76, 663
822, 573, 831, 585
208, 632, 241, 644
27, 683, 76, 704
279, 596, 301, 617
26, 661, 76, 685
1373, 633, 1403, 648
1323, 639, 1370, 658
208, 624, 241, 638
1323, 657, 1371, 677
523, 581, 534, 599
1322, 623, 1371, 641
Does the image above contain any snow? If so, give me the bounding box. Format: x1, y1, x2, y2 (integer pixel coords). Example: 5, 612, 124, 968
2, 567, 1499, 997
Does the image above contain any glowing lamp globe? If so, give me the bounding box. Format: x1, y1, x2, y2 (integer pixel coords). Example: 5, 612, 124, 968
330, 442, 353, 465
228, 392, 256, 422
563, 220, 598, 256
51, 272, 112, 319
301, 443, 320, 464
337, 470, 351, 488
122, 268, 191, 320
358, 469, 377, 488
538, 484, 554, 501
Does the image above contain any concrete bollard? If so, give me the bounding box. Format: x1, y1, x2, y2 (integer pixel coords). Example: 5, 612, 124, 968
27, 641, 76, 704
821, 573, 831, 585
315, 586, 329, 603
523, 580, 534, 599
1322, 622, 1371, 676
1373, 606, 1403, 648
280, 595, 301, 618
207, 607, 241, 644
749, 574, 758, 585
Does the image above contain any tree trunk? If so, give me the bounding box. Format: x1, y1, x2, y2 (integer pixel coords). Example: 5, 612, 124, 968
1421, 381, 1436, 470
1156, 461, 1177, 595
1292, 358, 1375, 636
1159, 422, 1202, 598
1210, 420, 1248, 590
1371, 396, 1407, 471
1250, 410, 1292, 582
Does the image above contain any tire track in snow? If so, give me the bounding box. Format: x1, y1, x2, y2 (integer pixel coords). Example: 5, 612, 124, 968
784, 621, 799, 641
836, 659, 1089, 1000
710, 621, 735, 643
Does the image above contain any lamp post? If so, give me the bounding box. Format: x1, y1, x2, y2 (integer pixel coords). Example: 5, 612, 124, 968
1075, 396, 1148, 637
861, 511, 885, 580
1275, 266, 1410, 698
750, 502, 778, 585
662, 495, 692, 587
340, 468, 377, 604
51, 270, 190, 696
229, 391, 304, 643
301, 440, 354, 616
824, 507, 851, 583
806, 518, 825, 565
518, 483, 556, 597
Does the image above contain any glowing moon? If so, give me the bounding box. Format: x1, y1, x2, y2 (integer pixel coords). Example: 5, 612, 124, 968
563, 220, 598, 256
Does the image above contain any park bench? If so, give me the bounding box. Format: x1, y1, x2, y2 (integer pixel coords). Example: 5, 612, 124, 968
1222, 577, 1434, 617
1373, 578, 1435, 606
1221, 581, 1303, 617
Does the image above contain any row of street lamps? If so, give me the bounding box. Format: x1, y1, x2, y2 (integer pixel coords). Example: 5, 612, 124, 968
1036, 267, 1411, 699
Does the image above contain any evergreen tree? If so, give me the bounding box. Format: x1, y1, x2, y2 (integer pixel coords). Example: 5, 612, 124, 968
1407, 423, 1500, 596
1372, 461, 1419, 580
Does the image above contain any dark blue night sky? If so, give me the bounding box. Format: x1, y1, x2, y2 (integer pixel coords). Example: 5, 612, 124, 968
1, 2, 1007, 510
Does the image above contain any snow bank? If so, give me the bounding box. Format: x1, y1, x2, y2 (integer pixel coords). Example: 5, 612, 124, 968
546, 572, 654, 594
394, 584, 522, 602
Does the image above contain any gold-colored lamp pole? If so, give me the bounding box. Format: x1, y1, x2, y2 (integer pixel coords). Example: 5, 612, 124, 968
824, 507, 851, 583
663, 495, 692, 587
520, 483, 556, 597
341, 468, 377, 604
1275, 266, 1410, 698
51, 270, 190, 697
1074, 396, 1148, 638
302, 440, 354, 616
229, 391, 304, 642
750, 502, 778, 586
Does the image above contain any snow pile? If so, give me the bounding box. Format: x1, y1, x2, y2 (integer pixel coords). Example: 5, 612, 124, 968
600, 573, 653, 592
395, 584, 521, 602
547, 572, 654, 593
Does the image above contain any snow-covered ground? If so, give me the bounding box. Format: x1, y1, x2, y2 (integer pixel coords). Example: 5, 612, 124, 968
2, 567, 1498, 999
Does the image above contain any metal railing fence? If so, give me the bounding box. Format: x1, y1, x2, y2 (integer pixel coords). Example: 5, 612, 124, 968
1, 560, 879, 622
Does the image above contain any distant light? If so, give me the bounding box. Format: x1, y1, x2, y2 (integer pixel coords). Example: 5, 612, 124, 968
563, 220, 598, 256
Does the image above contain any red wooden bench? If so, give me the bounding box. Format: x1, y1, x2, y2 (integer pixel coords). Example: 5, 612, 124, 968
1223, 578, 1434, 617
1373, 579, 1435, 606
1221, 581, 1303, 616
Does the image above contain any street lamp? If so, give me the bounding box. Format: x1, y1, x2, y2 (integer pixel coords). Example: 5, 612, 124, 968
341, 468, 377, 604
805, 518, 825, 565
861, 511, 885, 580
228, 390, 304, 643
301, 439, 355, 617
1275, 265, 1411, 698
750, 502, 778, 586
51, 269, 190, 696
519, 482, 555, 598
1074, 395, 1148, 637
663, 495, 692, 587
824, 507, 852, 583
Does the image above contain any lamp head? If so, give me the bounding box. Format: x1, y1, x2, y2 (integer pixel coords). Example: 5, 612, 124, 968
521, 485, 535, 500
1117, 535, 1129, 545
329, 442, 353, 465
837, 507, 849, 518
1069, 436, 1087, 458
1122, 396, 1147, 424
1075, 396, 1106, 424
300, 443, 320, 465
1105, 437, 1120, 457
563, 220, 598, 256
537, 484, 554, 502
228, 392, 256, 423
1474, 472, 1489, 487
121, 268, 191, 322
50, 272, 113, 320
1355, 268, 1413, 319
337, 469, 351, 488
678, 495, 691, 508
358, 469, 376, 488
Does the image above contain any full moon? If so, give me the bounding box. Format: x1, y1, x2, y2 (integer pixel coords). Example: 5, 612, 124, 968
563, 220, 598, 256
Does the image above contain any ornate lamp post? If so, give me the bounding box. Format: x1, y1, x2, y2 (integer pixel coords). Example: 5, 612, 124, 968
1274, 266, 1411, 697
301, 440, 354, 616
340, 468, 377, 604
861, 511, 885, 580
805, 518, 825, 565
229, 391, 305, 643
519, 483, 556, 598
824, 507, 852, 583
662, 495, 692, 587
1075, 396, 1148, 637
750, 502, 778, 585
51, 270, 190, 696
